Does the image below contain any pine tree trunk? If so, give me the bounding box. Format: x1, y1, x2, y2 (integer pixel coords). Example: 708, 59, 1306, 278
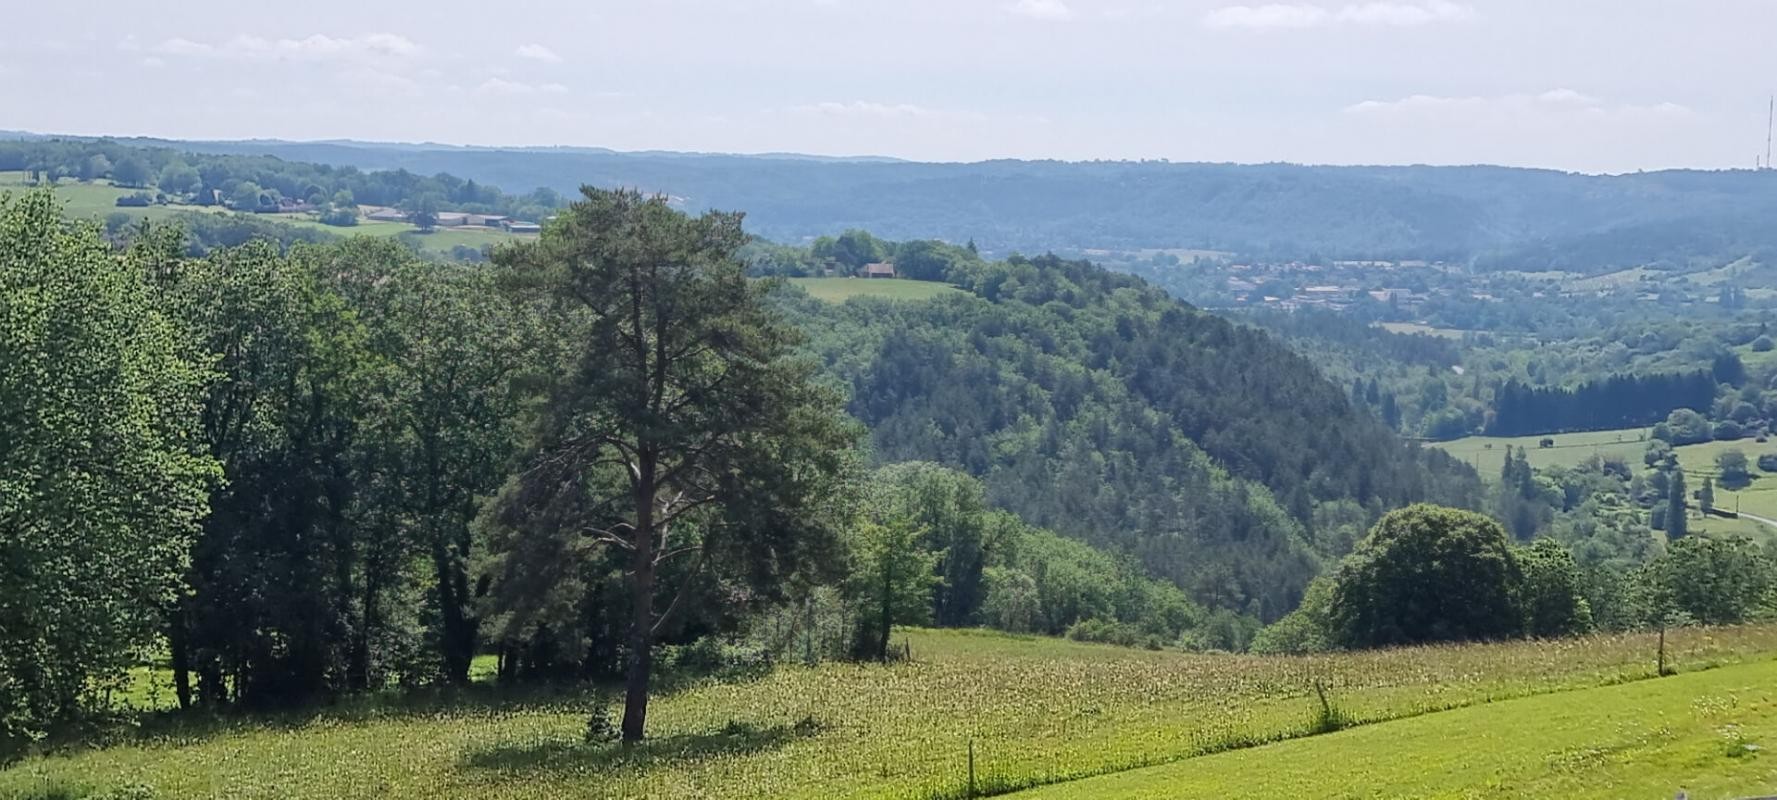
621, 467, 658, 743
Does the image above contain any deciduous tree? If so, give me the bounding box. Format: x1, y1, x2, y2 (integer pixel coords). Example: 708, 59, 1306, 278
486, 188, 856, 741
0, 193, 216, 744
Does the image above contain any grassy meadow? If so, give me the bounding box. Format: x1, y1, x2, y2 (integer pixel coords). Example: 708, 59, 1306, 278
7, 626, 1777, 800
1430, 427, 1653, 475
0, 171, 225, 226
1431, 427, 1777, 540
1010, 657, 1777, 800
0, 171, 524, 258
788, 277, 962, 303
1374, 321, 1473, 340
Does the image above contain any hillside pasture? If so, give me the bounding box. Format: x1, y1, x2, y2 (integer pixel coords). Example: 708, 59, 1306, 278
1430, 428, 1651, 476
1374, 321, 1472, 340
789, 277, 962, 303
6, 626, 1777, 800
0, 171, 224, 225
1010, 657, 1777, 800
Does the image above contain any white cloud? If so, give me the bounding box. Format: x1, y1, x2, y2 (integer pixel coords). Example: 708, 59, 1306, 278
153, 37, 214, 56
141, 57, 166, 69
515, 43, 563, 63
1204, 1, 1472, 30
1344, 89, 1689, 118
1008, 0, 1074, 21
794, 101, 939, 119
1335, 0, 1472, 25
475, 77, 569, 96
152, 33, 420, 62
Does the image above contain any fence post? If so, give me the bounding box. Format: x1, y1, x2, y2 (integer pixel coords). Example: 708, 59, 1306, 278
968, 738, 976, 799
1658, 624, 1667, 676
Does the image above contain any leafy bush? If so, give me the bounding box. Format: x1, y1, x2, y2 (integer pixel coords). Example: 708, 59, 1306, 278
1064, 618, 1146, 648
318, 207, 359, 227
1329, 505, 1523, 648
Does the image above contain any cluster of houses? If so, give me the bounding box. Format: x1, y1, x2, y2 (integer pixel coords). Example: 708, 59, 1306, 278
1220, 260, 1453, 313
357, 206, 542, 233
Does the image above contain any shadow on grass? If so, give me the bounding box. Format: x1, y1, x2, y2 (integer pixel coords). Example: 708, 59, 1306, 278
32, 660, 778, 758
460, 718, 822, 776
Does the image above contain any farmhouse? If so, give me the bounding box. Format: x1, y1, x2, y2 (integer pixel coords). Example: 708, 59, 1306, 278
434, 212, 471, 227
860, 262, 896, 279
362, 206, 407, 222
501, 219, 542, 233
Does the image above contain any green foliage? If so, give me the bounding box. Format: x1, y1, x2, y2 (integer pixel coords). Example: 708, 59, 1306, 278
0, 140, 569, 227
1329, 505, 1524, 648
870, 463, 989, 626
1716, 449, 1750, 487
1666, 467, 1689, 540
844, 516, 936, 660
811, 229, 887, 270
782, 253, 1481, 620
156, 163, 199, 197
0, 193, 217, 744
483, 188, 857, 739
1515, 539, 1592, 637
1249, 577, 1335, 654
1636, 537, 1774, 626
1659, 408, 1713, 445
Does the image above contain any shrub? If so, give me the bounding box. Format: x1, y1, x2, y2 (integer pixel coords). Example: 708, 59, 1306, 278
1064, 618, 1144, 648
1329, 505, 1523, 648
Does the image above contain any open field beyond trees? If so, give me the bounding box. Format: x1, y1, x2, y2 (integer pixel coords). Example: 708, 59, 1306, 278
0, 171, 523, 257
1430, 428, 1654, 475
788, 277, 963, 303
6, 626, 1777, 800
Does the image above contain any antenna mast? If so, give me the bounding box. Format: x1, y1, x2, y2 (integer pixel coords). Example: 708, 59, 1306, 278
1765, 95, 1773, 170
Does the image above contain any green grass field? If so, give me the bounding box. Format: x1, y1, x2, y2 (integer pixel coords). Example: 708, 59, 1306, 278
1430, 428, 1653, 476
1671, 437, 1777, 532
0, 172, 525, 258
6, 626, 1777, 800
1375, 321, 1473, 340
0, 171, 227, 226
788, 277, 962, 303
1431, 428, 1777, 541
1010, 657, 1777, 799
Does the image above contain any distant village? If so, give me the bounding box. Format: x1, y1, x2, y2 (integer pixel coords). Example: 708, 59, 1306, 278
1218, 259, 1474, 314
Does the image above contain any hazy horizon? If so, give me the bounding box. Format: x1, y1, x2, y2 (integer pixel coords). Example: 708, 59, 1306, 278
5, 1, 1777, 173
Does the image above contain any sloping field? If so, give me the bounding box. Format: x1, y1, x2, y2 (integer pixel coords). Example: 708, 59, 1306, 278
789, 277, 961, 303
5, 627, 1777, 800
1010, 657, 1777, 800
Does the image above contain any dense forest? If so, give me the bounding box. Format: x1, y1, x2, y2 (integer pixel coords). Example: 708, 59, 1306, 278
780, 255, 1483, 620
1486, 371, 1720, 436
19, 134, 1777, 269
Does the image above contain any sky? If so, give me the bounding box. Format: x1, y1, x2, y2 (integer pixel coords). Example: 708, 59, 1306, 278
3, 0, 1775, 173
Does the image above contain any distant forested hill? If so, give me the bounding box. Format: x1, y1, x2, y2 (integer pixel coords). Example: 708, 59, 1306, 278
781, 255, 1483, 620
79, 136, 1777, 270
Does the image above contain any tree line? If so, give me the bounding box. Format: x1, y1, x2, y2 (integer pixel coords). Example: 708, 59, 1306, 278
0, 189, 1220, 754
1252, 504, 1777, 654
0, 139, 568, 225
1485, 371, 1719, 436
